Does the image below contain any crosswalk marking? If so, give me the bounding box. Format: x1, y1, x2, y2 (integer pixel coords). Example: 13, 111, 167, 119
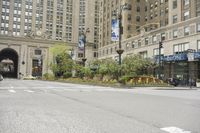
24, 90, 34, 93
8, 90, 35, 93
161, 127, 191, 133
8, 90, 16, 93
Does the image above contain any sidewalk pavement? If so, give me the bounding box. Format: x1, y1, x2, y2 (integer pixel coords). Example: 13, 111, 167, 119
130, 86, 200, 90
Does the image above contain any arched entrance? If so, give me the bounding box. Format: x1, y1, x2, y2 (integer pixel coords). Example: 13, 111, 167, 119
0, 48, 18, 78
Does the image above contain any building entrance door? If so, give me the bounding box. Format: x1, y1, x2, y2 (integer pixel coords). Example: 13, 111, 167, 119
32, 59, 42, 77
173, 62, 188, 85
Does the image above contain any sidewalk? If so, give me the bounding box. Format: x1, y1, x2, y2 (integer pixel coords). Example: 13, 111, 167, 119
130, 86, 199, 90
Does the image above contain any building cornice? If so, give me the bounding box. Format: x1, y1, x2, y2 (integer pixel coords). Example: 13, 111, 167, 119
0, 35, 77, 47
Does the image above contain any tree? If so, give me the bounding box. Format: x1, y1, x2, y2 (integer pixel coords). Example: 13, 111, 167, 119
49, 43, 74, 78
90, 59, 119, 79
122, 54, 154, 76
51, 52, 73, 78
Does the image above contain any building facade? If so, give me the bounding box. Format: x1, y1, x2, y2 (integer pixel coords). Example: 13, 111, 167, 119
98, 0, 200, 85
0, 0, 100, 78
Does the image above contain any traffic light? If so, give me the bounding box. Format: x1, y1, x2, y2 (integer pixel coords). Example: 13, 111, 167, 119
159, 41, 163, 48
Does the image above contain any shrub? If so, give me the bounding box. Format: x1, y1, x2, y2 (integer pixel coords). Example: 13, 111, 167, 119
82, 67, 93, 79
63, 72, 72, 79
43, 73, 55, 80
119, 75, 133, 84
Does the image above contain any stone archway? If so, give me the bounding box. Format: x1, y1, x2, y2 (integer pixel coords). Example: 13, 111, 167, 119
0, 48, 18, 78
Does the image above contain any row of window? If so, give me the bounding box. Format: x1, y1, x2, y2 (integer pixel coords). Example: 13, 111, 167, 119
99, 22, 200, 57
135, 41, 200, 59
120, 41, 200, 59
173, 0, 189, 9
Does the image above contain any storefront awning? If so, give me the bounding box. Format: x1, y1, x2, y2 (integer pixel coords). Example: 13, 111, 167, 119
163, 53, 187, 62
154, 52, 200, 62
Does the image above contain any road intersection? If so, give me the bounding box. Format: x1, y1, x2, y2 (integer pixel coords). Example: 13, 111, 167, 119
0, 79, 200, 133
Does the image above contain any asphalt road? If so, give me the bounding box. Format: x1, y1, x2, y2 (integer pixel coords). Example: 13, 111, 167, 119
0, 79, 200, 133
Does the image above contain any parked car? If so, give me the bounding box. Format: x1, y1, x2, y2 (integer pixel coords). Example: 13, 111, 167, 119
0, 74, 3, 81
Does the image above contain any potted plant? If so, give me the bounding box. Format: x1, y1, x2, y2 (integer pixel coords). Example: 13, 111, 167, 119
196, 79, 200, 88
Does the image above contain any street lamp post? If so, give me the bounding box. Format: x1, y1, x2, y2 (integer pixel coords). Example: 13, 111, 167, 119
112, 3, 129, 65
81, 28, 90, 66
116, 10, 124, 65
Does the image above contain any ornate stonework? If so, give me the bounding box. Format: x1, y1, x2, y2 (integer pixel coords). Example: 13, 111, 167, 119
0, 35, 56, 78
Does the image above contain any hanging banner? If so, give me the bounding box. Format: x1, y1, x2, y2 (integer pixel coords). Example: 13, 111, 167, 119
111, 19, 119, 41
78, 34, 85, 50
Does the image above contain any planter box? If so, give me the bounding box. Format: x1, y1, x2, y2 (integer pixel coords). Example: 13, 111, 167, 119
196, 82, 200, 88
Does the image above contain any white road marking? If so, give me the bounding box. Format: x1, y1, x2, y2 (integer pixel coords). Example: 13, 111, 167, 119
160, 127, 191, 133
24, 90, 34, 93
8, 90, 16, 93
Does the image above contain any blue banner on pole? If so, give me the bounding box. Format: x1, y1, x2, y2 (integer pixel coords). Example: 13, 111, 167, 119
111, 19, 119, 41
78, 34, 85, 50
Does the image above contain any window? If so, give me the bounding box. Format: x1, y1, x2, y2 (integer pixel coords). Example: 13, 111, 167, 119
145, 16, 148, 21
184, 26, 189, 36
145, 6, 147, 12
35, 49, 42, 55
153, 48, 164, 56
161, 33, 166, 41
173, 29, 178, 38
160, 0, 164, 4
153, 35, 157, 42
127, 25, 131, 31
198, 40, 200, 52
165, 7, 168, 14
173, 15, 177, 23
173, 0, 177, 9
138, 40, 141, 47
145, 38, 148, 45
150, 14, 153, 19
160, 20, 165, 27
160, 10, 164, 16
184, 0, 189, 6
128, 14, 131, 21
155, 12, 158, 17
139, 51, 148, 59
126, 43, 130, 49
174, 43, 189, 54
150, 4, 153, 9
132, 42, 135, 48
197, 23, 200, 32
137, 6, 140, 12
78, 53, 83, 58
183, 11, 190, 20
155, 2, 158, 7
94, 52, 98, 58
136, 16, 140, 22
